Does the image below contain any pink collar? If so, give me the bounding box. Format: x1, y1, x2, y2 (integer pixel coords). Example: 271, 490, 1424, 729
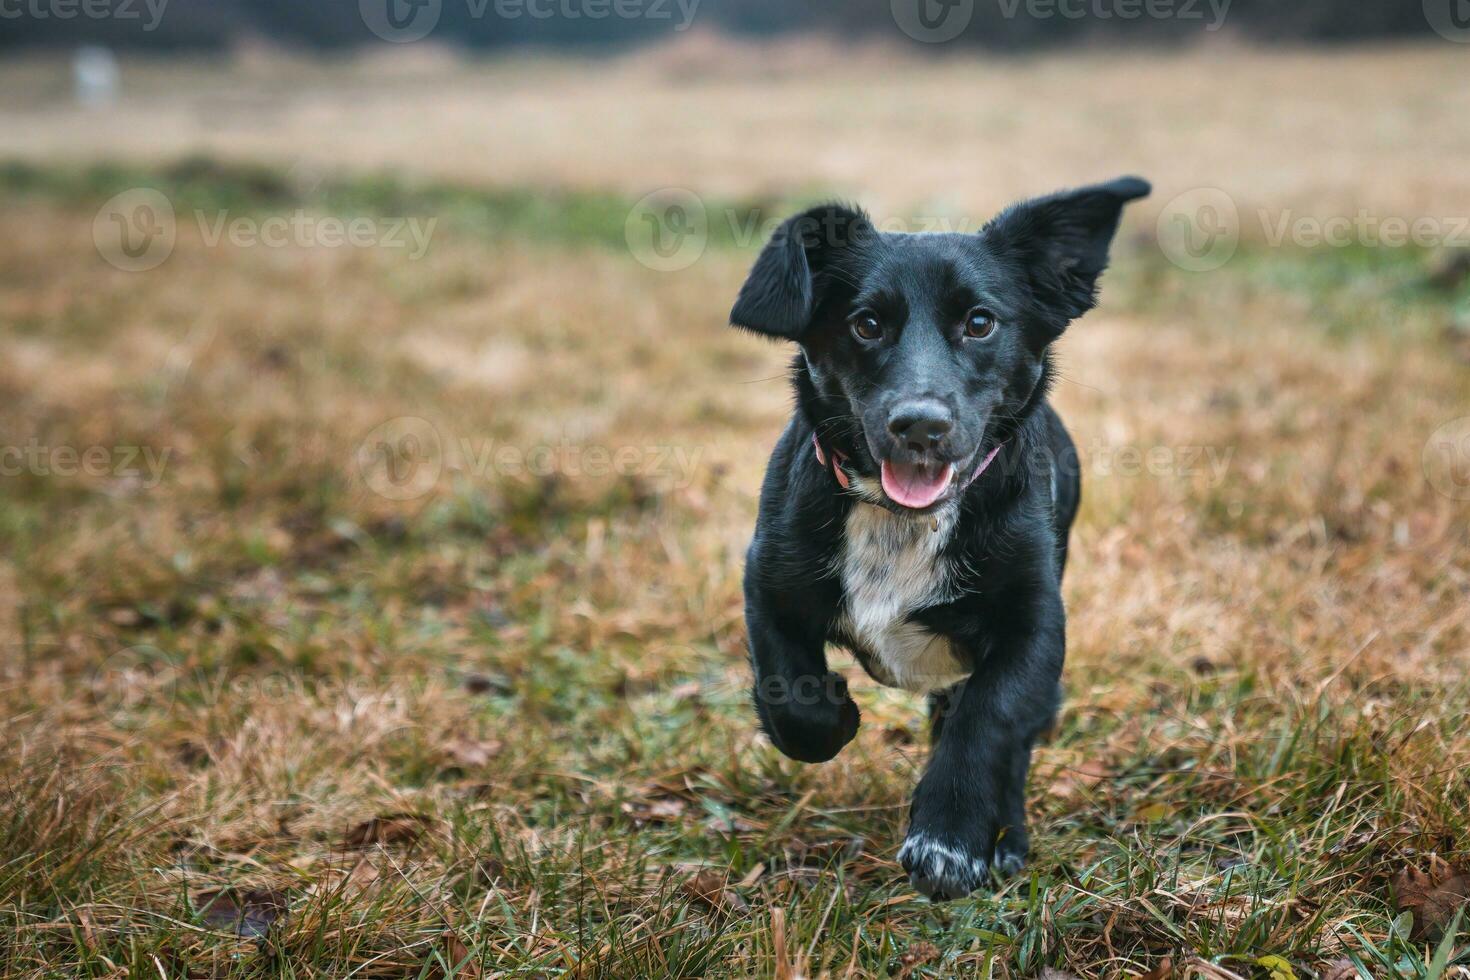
959, 441, 1006, 491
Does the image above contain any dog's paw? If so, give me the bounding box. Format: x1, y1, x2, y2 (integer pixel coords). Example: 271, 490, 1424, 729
991, 834, 1029, 878
987, 828, 1034, 881
756, 672, 860, 764
898, 832, 991, 901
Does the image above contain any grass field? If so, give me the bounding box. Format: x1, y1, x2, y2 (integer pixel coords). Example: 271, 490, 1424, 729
2, 42, 1470, 979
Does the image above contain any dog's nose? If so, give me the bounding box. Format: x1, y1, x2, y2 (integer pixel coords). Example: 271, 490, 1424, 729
887, 401, 954, 453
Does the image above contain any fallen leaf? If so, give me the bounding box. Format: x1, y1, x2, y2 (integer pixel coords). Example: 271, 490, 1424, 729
341, 858, 383, 892
1393, 854, 1470, 941
1038, 971, 1082, 980
1135, 957, 1173, 980
344, 812, 437, 848
1318, 960, 1358, 980
1255, 954, 1296, 980
1131, 802, 1171, 825
75, 907, 102, 951
681, 869, 747, 915
430, 930, 482, 978
446, 737, 503, 768
192, 888, 288, 938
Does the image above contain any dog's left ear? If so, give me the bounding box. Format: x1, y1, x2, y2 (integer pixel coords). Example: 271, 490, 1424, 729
730, 203, 872, 341
983, 176, 1150, 325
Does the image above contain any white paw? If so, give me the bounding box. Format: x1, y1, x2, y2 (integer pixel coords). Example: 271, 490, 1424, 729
898, 833, 989, 900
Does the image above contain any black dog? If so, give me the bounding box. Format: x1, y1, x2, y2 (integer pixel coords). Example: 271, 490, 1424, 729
730, 177, 1150, 900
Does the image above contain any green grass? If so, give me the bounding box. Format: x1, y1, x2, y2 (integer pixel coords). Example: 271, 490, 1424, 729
0, 157, 781, 253
6, 155, 1465, 337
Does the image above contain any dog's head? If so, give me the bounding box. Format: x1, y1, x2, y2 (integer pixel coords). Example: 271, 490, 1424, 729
731, 177, 1150, 513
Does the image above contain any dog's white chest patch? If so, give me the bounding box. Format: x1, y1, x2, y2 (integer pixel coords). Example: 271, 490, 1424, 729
837, 504, 967, 693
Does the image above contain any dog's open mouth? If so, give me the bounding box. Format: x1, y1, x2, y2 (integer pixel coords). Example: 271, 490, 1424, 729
879, 459, 956, 510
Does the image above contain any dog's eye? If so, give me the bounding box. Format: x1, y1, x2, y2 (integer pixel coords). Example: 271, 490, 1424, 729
964, 308, 998, 340
850, 312, 883, 342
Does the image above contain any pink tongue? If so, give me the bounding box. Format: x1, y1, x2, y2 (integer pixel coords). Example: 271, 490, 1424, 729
880, 460, 954, 509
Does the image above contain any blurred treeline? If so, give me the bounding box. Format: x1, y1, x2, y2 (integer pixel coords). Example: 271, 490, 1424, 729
0, 0, 1442, 51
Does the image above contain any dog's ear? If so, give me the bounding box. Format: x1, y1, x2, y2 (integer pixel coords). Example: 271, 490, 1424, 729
730, 203, 871, 340
983, 176, 1150, 325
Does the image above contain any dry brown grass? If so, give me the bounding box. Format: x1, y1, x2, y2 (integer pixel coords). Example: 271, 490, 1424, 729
1, 41, 1469, 979
3, 39, 1470, 222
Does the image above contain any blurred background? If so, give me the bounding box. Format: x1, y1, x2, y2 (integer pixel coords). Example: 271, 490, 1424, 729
0, 0, 1450, 49
2, 2, 1469, 978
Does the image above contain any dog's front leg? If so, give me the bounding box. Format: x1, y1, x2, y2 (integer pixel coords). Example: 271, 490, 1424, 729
745, 596, 859, 764
900, 594, 1064, 900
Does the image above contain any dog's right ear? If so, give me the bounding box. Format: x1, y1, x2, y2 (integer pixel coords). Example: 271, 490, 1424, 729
730, 204, 871, 341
